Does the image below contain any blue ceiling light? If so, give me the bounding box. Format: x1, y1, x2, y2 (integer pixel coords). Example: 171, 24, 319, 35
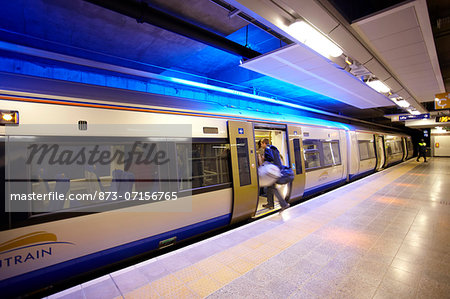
167, 76, 327, 115
0, 39, 347, 121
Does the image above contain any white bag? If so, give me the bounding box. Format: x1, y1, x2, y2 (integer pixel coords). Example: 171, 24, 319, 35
258, 162, 281, 187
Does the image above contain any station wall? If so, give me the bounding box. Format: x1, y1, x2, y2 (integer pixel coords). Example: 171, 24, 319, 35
431, 132, 450, 157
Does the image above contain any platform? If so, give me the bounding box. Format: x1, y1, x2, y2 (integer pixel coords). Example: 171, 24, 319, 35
48, 158, 450, 299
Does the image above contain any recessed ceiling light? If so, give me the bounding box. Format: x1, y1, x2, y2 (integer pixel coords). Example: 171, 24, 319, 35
286, 21, 343, 58
366, 80, 390, 93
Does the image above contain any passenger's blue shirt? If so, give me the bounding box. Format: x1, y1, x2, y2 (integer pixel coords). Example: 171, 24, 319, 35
264, 145, 282, 169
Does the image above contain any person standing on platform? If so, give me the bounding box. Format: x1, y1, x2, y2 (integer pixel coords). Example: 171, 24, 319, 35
417, 139, 427, 162
260, 138, 290, 211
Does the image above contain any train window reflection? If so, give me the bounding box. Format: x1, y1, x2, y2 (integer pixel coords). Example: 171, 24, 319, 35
395, 141, 403, 153
407, 140, 413, 152
6, 136, 231, 220
386, 140, 402, 155
358, 140, 376, 161
331, 142, 341, 165
323, 143, 333, 165
303, 140, 321, 170
177, 142, 231, 190
368, 141, 376, 158
323, 141, 341, 166
359, 141, 369, 160
22, 140, 166, 214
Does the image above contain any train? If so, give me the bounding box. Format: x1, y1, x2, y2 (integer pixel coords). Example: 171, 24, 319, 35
0, 86, 414, 297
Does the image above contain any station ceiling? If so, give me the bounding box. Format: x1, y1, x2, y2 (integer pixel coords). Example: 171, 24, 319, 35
0, 0, 448, 130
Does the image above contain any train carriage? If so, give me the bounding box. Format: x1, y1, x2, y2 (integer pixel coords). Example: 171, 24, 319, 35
0, 88, 411, 297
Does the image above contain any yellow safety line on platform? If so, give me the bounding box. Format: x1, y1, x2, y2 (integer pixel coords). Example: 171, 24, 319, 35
121, 161, 419, 298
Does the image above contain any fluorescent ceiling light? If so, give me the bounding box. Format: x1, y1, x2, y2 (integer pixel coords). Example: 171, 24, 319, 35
411, 110, 420, 115
396, 100, 410, 108
286, 21, 343, 58
366, 80, 390, 93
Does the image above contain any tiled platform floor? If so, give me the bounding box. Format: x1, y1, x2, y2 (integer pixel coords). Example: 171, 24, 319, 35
49, 158, 450, 299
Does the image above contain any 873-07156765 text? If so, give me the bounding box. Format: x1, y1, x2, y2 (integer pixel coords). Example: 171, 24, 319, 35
9, 191, 178, 201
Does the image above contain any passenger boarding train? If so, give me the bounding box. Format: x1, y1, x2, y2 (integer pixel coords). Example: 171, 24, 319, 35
0, 88, 414, 297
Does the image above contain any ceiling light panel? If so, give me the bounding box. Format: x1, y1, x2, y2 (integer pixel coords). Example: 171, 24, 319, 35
366, 80, 390, 93
286, 21, 343, 58
241, 44, 393, 109
395, 99, 411, 108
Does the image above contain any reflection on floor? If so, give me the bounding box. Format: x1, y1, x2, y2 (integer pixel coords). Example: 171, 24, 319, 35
48, 158, 450, 299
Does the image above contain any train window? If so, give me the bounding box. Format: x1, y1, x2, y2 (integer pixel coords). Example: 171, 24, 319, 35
385, 139, 404, 156
303, 140, 321, 170
3, 136, 231, 230
387, 140, 401, 154
407, 140, 413, 152
177, 142, 231, 191
323, 143, 333, 166
293, 139, 302, 174
331, 142, 341, 165
386, 143, 392, 155
236, 138, 251, 186
392, 141, 398, 153
4, 137, 180, 217
395, 141, 403, 153
323, 141, 341, 166
368, 141, 376, 158
358, 140, 376, 160
359, 141, 369, 160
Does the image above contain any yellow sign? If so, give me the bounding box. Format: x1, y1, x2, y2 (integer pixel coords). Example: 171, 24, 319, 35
436, 116, 450, 122
435, 93, 450, 110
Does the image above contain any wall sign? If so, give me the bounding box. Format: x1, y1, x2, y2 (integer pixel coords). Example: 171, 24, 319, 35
436, 116, 450, 123
435, 93, 450, 110
399, 113, 430, 121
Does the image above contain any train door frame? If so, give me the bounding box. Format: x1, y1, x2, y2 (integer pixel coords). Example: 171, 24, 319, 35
227, 121, 258, 224
401, 137, 407, 161
287, 125, 306, 202
375, 135, 386, 170
253, 122, 292, 217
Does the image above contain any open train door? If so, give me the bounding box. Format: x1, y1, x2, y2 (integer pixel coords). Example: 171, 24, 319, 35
228, 121, 259, 224
287, 125, 306, 201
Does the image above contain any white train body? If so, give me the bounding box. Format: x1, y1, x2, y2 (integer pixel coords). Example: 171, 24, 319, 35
0, 88, 412, 296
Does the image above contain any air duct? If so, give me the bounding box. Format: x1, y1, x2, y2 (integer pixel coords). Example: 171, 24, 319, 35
85, 0, 261, 60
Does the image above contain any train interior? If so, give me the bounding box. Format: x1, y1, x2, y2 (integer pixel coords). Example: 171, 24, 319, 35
254, 127, 290, 217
